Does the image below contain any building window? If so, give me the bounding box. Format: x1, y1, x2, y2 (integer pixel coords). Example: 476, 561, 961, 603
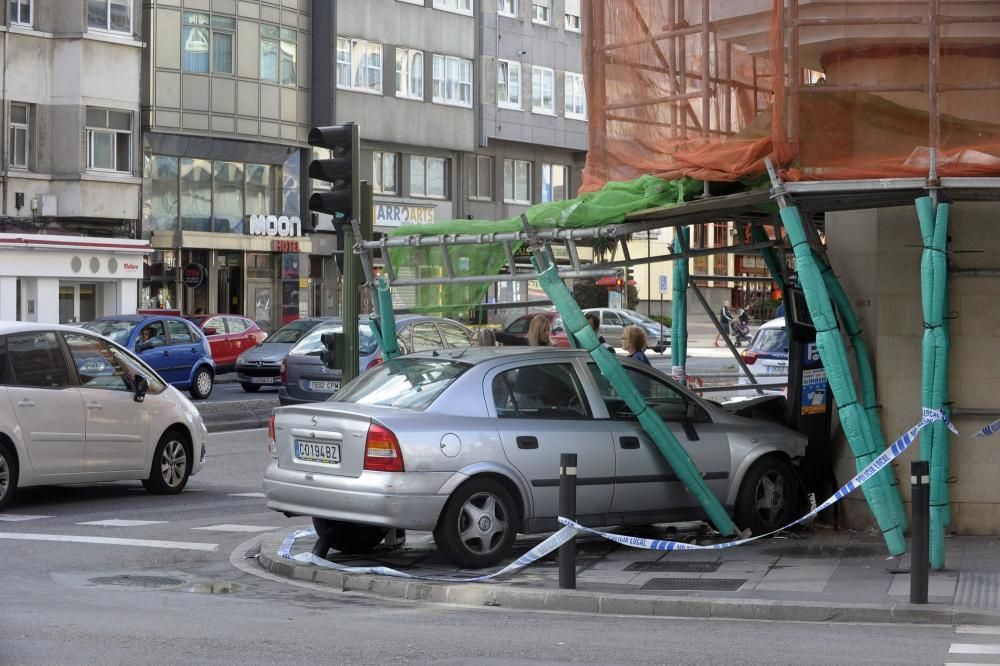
532, 0, 551, 24
498, 0, 517, 18
410, 155, 446, 199
432, 54, 473, 108
86, 107, 131, 173
541, 163, 568, 202
261, 25, 296, 85
337, 37, 383, 94
531, 66, 555, 114
432, 0, 472, 16
213, 161, 244, 234
245, 163, 273, 215
503, 158, 531, 204
143, 155, 179, 235
565, 72, 586, 119
180, 158, 212, 232
87, 0, 131, 34
373, 151, 398, 195
468, 155, 493, 201
564, 0, 581, 31
9, 0, 31, 26
182, 13, 235, 74
8, 103, 29, 169
395, 48, 424, 101
497, 60, 521, 109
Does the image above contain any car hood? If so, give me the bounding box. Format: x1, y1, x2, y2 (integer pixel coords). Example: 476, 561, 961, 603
237, 343, 293, 364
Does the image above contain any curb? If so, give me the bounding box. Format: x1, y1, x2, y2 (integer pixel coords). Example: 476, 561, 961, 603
253, 532, 1000, 626
197, 398, 277, 433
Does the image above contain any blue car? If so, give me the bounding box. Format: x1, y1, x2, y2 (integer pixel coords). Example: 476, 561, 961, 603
82, 315, 216, 399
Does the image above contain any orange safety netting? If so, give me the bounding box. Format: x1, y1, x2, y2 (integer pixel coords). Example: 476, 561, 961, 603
580, 0, 1000, 192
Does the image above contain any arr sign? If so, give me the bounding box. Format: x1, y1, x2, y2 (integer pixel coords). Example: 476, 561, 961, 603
248, 214, 303, 237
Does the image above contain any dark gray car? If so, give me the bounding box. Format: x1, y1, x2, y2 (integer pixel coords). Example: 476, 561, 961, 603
235, 317, 336, 392
278, 315, 474, 405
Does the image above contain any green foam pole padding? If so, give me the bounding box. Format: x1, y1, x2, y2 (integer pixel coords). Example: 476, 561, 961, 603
671, 228, 688, 383
779, 205, 906, 556
376, 277, 401, 360
821, 265, 908, 532
532, 259, 737, 536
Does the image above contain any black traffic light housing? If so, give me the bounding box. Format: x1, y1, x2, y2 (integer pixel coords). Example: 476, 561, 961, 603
319, 330, 346, 370
308, 124, 359, 224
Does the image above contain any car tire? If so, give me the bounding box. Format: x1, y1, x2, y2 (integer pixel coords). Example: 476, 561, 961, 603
0, 440, 18, 510
735, 456, 800, 536
434, 478, 519, 569
142, 430, 192, 495
312, 518, 388, 555
189, 367, 214, 400
240, 383, 261, 393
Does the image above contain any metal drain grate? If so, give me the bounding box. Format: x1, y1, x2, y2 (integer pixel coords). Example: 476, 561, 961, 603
90, 575, 184, 588
626, 561, 721, 573
955, 572, 1000, 611
640, 577, 746, 591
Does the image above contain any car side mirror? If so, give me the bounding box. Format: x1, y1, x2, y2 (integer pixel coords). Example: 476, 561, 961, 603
133, 374, 149, 402
204, 326, 218, 336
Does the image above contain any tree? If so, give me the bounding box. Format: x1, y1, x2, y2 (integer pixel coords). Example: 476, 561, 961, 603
572, 278, 607, 309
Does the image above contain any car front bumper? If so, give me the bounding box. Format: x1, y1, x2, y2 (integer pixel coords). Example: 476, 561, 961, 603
263, 461, 457, 530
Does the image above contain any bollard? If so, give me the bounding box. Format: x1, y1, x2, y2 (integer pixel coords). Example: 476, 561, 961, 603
559, 452, 578, 590
910, 460, 930, 604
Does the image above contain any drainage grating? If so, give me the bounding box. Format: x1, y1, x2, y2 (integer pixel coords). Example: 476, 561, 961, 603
640, 577, 746, 592
955, 572, 1000, 612
90, 575, 184, 588
626, 561, 721, 573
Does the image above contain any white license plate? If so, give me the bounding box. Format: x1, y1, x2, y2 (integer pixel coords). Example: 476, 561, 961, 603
308, 380, 340, 392
251, 376, 277, 384
766, 364, 787, 375
295, 439, 341, 464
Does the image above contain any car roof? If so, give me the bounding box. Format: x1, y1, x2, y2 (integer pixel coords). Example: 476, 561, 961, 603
399, 346, 581, 365
759, 317, 786, 329
0, 321, 95, 336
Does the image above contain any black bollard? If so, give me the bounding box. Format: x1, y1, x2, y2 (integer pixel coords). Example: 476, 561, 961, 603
910, 460, 929, 604
559, 452, 578, 590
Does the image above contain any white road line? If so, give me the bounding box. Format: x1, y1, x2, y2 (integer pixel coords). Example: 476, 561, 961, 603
949, 643, 1000, 654
945, 663, 1000, 666
229, 492, 266, 498
0, 532, 218, 551
76, 519, 168, 527
192, 524, 277, 533
957, 626, 1000, 635
0, 514, 52, 522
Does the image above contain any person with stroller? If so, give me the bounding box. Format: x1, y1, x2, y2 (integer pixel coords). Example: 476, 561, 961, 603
715, 300, 733, 347
733, 306, 752, 346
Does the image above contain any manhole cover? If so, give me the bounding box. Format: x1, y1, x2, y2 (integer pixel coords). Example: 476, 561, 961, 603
640, 577, 746, 591
90, 575, 184, 588
626, 561, 721, 573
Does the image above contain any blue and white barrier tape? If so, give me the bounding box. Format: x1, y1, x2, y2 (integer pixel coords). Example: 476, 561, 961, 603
973, 417, 1000, 439
277, 408, 952, 578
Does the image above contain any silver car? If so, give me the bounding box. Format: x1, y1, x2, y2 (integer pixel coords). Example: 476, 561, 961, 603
263, 348, 806, 568
278, 316, 474, 406
583, 308, 671, 353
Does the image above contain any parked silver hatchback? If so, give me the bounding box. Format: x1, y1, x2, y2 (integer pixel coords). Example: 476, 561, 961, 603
263, 347, 806, 568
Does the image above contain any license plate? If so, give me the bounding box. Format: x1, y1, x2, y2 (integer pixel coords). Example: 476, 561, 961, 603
308, 380, 340, 392
766, 364, 787, 375
295, 439, 341, 464
251, 376, 276, 384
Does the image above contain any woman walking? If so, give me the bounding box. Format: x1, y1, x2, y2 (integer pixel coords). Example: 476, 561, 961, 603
623, 325, 652, 366
715, 300, 732, 347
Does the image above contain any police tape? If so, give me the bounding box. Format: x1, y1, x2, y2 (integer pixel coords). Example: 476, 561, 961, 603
276, 408, 952, 579
560, 407, 955, 551
973, 417, 1000, 439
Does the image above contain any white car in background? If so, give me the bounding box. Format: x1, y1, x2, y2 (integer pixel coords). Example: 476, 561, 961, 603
739, 317, 788, 391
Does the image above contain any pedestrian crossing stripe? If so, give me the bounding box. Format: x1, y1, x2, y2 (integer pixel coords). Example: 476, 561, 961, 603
0, 514, 52, 522
0, 532, 218, 551
77, 520, 168, 527
949, 642, 1000, 654
229, 492, 266, 498
192, 524, 277, 533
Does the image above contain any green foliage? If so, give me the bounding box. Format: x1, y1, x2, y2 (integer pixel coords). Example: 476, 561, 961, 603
626, 284, 639, 309
572, 278, 607, 309
649, 314, 673, 327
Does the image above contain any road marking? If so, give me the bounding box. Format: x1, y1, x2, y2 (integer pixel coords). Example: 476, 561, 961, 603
949, 643, 1000, 654
957, 626, 1000, 635
0, 514, 52, 522
76, 519, 168, 527
0, 532, 218, 551
229, 492, 266, 498
192, 524, 277, 533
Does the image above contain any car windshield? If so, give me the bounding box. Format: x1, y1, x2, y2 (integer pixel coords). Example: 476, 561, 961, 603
333, 358, 470, 410
265, 319, 321, 344
291, 325, 378, 356
752, 327, 789, 354
622, 309, 658, 326
82, 320, 137, 345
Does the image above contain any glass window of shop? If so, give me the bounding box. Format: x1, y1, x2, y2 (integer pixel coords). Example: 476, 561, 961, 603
180, 158, 212, 232
141, 250, 179, 311
245, 163, 273, 217
214, 161, 244, 233
143, 155, 179, 234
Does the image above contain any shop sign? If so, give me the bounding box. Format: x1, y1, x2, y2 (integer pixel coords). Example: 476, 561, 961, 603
248, 214, 302, 237
273, 239, 300, 253
182, 263, 206, 288
374, 203, 435, 227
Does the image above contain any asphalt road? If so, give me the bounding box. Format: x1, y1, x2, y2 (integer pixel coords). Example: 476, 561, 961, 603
0, 429, 993, 665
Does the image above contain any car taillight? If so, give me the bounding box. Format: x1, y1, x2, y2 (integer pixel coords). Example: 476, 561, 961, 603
267, 415, 277, 456
364, 424, 404, 473
280, 357, 287, 384
365, 357, 384, 371
741, 350, 758, 365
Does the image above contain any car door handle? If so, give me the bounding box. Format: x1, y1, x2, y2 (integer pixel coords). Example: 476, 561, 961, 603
516, 436, 538, 450
16, 399, 34, 407
162, 350, 170, 356
619, 436, 640, 450
86, 402, 102, 410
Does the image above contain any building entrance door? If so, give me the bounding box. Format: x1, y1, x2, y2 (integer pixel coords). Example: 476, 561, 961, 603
217, 251, 244, 314
58, 282, 98, 324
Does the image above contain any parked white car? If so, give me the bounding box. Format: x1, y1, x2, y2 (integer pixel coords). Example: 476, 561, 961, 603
0, 322, 207, 509
739, 317, 789, 391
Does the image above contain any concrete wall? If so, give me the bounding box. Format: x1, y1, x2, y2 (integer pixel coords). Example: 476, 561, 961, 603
827, 202, 1000, 535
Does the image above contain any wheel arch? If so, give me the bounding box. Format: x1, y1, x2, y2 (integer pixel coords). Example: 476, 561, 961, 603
727, 447, 797, 507
150, 423, 194, 478
0, 431, 20, 484
437, 463, 530, 527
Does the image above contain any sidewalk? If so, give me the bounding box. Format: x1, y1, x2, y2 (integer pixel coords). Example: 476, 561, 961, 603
254, 522, 1000, 625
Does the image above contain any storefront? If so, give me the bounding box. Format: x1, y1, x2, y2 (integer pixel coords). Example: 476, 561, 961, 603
0, 233, 150, 324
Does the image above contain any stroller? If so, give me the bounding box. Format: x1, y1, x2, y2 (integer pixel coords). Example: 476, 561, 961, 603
731, 308, 752, 347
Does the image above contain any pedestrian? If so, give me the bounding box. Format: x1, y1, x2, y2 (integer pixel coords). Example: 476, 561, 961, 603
774, 300, 785, 318
494, 314, 551, 346
623, 325, 652, 366
585, 312, 613, 351
476, 328, 497, 346
715, 300, 732, 347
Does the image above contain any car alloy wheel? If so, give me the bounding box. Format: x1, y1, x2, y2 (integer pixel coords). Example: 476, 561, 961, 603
735, 457, 799, 536
190, 367, 213, 400
159, 439, 188, 488
142, 431, 191, 495
458, 491, 509, 556
434, 478, 519, 569
0, 443, 15, 510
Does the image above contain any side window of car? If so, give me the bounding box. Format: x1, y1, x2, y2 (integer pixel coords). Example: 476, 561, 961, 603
6, 332, 72, 388
492, 363, 590, 419
203, 317, 226, 335
602, 312, 622, 327
0, 336, 9, 384
228, 317, 247, 334
137, 321, 166, 351
507, 317, 530, 334
395, 330, 411, 355
166, 320, 196, 345
438, 323, 471, 348
108, 346, 167, 394
63, 333, 130, 392
587, 363, 698, 422
410, 323, 444, 352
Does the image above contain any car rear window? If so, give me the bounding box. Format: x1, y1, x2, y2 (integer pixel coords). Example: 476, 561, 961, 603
752, 327, 789, 354
82, 320, 137, 345
333, 358, 470, 410
266, 319, 321, 344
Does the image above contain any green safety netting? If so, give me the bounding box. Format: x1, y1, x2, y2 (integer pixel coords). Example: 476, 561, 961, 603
386, 175, 701, 317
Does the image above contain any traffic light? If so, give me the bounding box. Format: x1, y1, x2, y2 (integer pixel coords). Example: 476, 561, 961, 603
320, 331, 342, 369
308, 124, 359, 223
615, 270, 625, 290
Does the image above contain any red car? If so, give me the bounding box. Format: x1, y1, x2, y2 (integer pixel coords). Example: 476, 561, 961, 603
500, 311, 571, 347
185, 314, 267, 373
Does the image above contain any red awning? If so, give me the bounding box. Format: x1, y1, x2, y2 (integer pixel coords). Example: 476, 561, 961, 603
595, 276, 636, 287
